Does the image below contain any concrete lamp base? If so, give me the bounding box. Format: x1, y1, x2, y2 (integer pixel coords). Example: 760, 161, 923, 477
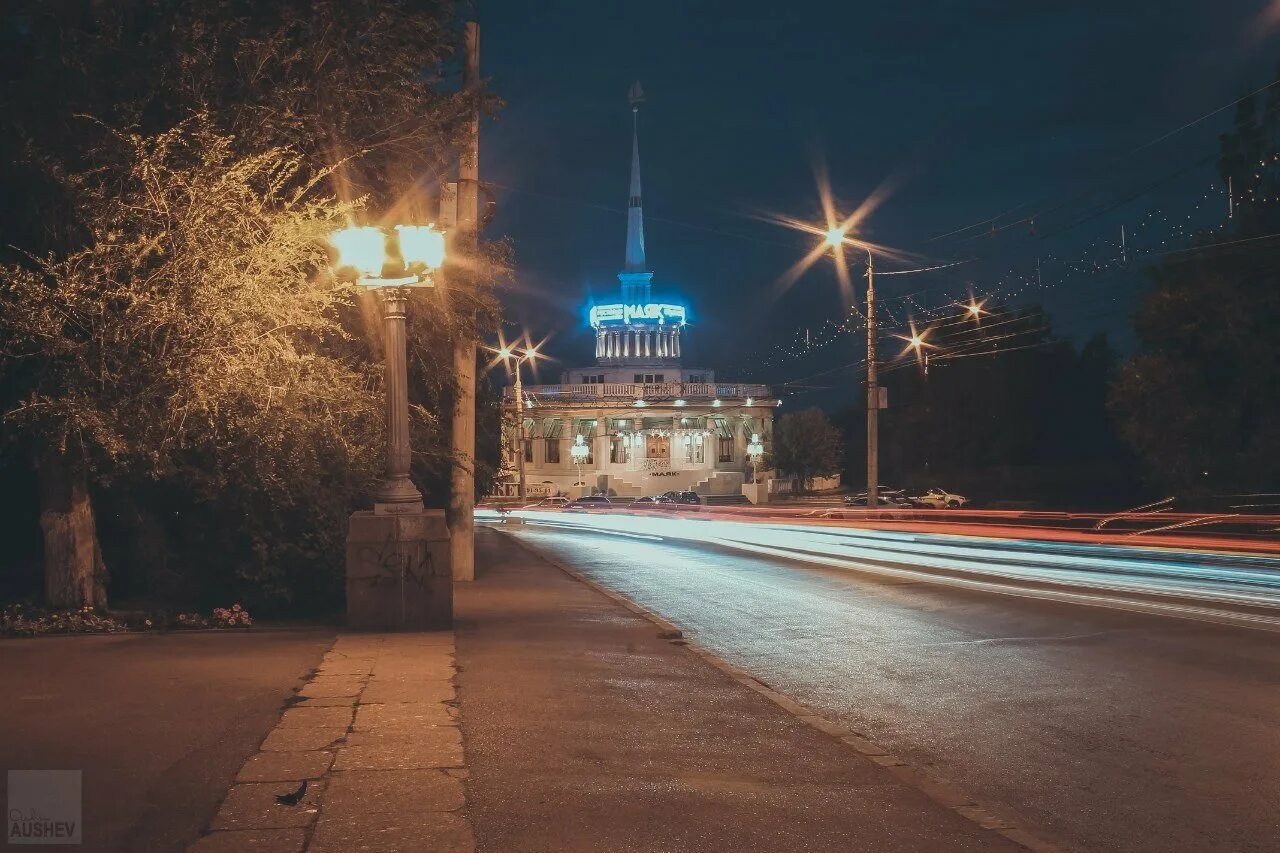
741, 483, 769, 505
345, 508, 452, 630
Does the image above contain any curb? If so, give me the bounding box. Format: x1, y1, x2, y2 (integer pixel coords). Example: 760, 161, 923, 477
492, 526, 1064, 853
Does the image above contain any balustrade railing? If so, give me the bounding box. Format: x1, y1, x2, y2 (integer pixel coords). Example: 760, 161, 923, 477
507, 382, 771, 402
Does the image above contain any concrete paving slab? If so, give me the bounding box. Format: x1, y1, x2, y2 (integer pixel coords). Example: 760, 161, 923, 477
298, 680, 364, 699
259, 726, 349, 752
332, 735, 463, 771
277, 706, 356, 729
358, 681, 455, 705
236, 750, 335, 783
352, 702, 454, 730
289, 695, 359, 708
209, 780, 326, 830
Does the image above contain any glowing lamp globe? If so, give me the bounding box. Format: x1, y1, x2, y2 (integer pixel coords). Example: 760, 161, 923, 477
329, 226, 387, 278
396, 225, 446, 269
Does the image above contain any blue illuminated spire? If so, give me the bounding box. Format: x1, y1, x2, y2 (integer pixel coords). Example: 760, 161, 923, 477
620, 81, 653, 303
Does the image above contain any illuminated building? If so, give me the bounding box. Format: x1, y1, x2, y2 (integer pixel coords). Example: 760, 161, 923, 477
501, 84, 776, 501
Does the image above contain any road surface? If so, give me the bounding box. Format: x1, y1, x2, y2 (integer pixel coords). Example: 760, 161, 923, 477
0, 630, 333, 852
503, 523, 1280, 853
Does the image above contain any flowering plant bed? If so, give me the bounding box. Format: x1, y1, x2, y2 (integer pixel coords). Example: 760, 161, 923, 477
1, 603, 253, 637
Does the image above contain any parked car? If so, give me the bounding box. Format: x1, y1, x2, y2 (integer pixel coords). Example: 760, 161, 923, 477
524, 496, 570, 509
631, 495, 677, 505
844, 493, 921, 508
661, 490, 702, 505
565, 495, 612, 509
844, 488, 923, 508
912, 488, 968, 509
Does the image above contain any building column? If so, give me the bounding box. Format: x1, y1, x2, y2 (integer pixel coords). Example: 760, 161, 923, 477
673, 329, 681, 357
594, 410, 608, 480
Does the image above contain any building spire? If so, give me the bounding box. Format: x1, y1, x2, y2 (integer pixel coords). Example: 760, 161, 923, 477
623, 81, 648, 277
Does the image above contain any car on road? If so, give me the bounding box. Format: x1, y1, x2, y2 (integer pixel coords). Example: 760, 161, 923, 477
631, 495, 678, 506
565, 495, 613, 509
912, 488, 968, 509
844, 489, 924, 508
844, 493, 923, 508
662, 490, 702, 505
524, 496, 570, 509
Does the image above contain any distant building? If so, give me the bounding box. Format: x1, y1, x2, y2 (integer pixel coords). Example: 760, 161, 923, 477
500, 85, 777, 500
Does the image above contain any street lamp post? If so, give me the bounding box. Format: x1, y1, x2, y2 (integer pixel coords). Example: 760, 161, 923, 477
497, 344, 539, 500
570, 434, 590, 493
329, 223, 451, 630
329, 225, 446, 512
747, 432, 764, 485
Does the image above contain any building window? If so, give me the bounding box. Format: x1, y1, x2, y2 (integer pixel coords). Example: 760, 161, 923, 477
717, 436, 734, 463
610, 437, 629, 463
634, 374, 644, 383
654, 374, 664, 382
545, 438, 561, 464
523, 439, 533, 463
581, 374, 604, 384
688, 374, 705, 383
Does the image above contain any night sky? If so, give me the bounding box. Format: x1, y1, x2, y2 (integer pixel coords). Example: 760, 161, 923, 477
477, 1, 1280, 398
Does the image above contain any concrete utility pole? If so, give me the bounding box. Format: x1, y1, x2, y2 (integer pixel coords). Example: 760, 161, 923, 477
449, 21, 481, 582
865, 251, 879, 508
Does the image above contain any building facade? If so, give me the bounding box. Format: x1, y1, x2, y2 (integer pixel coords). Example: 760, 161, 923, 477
500, 85, 776, 500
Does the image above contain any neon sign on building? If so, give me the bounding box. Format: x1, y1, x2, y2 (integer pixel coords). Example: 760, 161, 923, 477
589, 302, 687, 327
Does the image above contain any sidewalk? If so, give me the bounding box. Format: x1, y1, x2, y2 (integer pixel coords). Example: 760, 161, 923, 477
455, 526, 1024, 852
188, 633, 468, 853
187, 526, 1030, 852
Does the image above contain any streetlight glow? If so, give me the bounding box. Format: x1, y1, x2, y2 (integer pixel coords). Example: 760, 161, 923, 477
824, 226, 846, 248
395, 224, 446, 269
329, 226, 387, 277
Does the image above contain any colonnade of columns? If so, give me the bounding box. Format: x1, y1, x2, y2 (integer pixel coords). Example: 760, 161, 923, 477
595, 326, 682, 359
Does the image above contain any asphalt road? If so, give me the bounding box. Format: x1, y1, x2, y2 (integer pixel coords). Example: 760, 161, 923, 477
0, 630, 334, 852
509, 525, 1280, 853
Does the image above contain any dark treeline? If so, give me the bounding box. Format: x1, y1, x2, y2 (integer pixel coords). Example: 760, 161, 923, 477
837, 307, 1144, 509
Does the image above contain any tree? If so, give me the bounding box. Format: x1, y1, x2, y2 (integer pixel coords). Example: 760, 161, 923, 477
0, 1, 506, 608
1111, 82, 1280, 499
773, 409, 843, 493
0, 120, 382, 607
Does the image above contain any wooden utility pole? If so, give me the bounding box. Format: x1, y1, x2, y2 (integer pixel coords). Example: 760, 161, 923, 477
450, 21, 480, 581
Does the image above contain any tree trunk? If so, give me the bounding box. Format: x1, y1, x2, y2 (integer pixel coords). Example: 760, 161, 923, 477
37, 445, 108, 609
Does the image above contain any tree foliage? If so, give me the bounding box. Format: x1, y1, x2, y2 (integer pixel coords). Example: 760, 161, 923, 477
839, 307, 1140, 508
0, 119, 387, 608
1110, 83, 1280, 498
773, 408, 844, 492
0, 1, 507, 609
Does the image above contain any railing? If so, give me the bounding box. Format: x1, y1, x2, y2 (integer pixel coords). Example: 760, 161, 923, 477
505, 382, 772, 402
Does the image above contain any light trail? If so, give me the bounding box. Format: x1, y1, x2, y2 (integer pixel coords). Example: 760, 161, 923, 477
476, 508, 1280, 630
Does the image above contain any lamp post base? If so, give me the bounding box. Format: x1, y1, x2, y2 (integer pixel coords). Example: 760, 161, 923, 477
346, 508, 452, 630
